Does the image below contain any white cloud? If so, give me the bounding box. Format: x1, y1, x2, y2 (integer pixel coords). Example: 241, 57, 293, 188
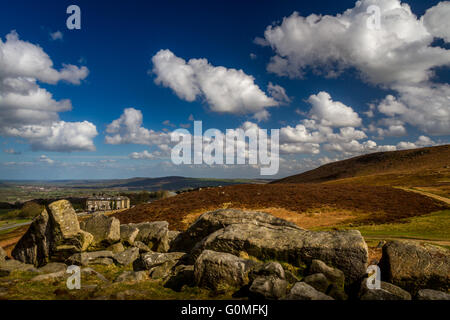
50, 31, 63, 41
259, 0, 450, 86
397, 135, 435, 150
151, 49, 279, 118
257, 0, 450, 136
307, 91, 362, 127
105, 108, 170, 146
267, 82, 291, 104
0, 31, 88, 84
0, 31, 96, 152
423, 1, 450, 43
129, 150, 166, 160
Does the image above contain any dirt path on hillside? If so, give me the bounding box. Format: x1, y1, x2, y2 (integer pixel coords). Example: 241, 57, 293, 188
397, 187, 450, 205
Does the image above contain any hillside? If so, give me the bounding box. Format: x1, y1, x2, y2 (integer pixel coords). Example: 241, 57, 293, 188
273, 145, 450, 189
1, 176, 270, 191
113, 184, 447, 231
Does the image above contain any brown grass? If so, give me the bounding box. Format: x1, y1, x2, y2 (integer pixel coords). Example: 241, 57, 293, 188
113, 184, 447, 231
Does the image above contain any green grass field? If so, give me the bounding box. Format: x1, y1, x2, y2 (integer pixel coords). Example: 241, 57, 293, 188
315, 210, 450, 246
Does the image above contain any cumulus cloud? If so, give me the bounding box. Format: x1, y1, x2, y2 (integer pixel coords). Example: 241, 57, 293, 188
423, 1, 450, 43
105, 108, 170, 146
307, 92, 362, 127
259, 0, 450, 85
0, 31, 96, 152
257, 0, 450, 135
396, 135, 435, 150
151, 49, 280, 119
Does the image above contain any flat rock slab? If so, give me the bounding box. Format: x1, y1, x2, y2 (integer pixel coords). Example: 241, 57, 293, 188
171, 208, 302, 252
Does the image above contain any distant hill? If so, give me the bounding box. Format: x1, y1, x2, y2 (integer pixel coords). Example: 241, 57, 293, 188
273, 145, 450, 187
2, 176, 271, 191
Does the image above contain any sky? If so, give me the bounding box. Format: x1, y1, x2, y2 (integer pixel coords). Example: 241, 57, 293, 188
0, 0, 449, 180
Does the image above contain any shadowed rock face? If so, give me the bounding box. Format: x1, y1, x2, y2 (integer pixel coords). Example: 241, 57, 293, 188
12, 200, 93, 267
191, 223, 368, 285
379, 240, 450, 293
170, 208, 303, 252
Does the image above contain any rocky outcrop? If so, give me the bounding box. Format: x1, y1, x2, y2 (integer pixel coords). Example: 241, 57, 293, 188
132, 221, 170, 252
133, 251, 186, 271
120, 224, 139, 245
415, 289, 450, 300
133, 241, 152, 253
284, 282, 334, 300
249, 277, 288, 300
193, 223, 368, 284
171, 209, 302, 252
249, 262, 285, 282
12, 200, 93, 267
379, 240, 450, 293
194, 250, 258, 292
359, 281, 412, 300
80, 213, 120, 248
113, 247, 139, 266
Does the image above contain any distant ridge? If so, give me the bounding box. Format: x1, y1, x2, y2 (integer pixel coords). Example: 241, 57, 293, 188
272, 145, 450, 186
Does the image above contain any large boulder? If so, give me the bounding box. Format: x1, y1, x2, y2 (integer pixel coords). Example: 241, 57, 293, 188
193, 222, 368, 285
80, 213, 120, 248
194, 250, 258, 292
379, 240, 450, 293
130, 221, 170, 252
12, 200, 93, 267
171, 209, 302, 252
415, 289, 450, 300
284, 282, 334, 300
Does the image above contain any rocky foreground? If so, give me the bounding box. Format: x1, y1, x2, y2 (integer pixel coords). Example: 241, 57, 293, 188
0, 200, 449, 300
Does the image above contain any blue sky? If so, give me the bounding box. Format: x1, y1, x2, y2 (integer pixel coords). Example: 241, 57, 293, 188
0, 0, 449, 179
